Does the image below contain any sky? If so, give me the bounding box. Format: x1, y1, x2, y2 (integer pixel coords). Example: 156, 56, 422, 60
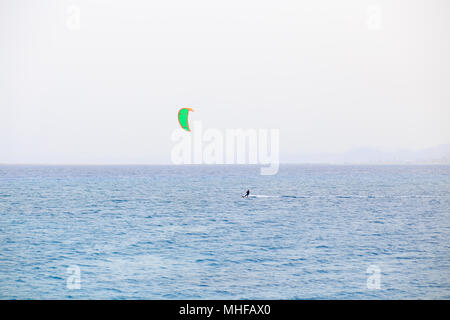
1, 0, 449, 164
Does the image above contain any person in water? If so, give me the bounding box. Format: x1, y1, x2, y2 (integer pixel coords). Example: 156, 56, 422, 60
243, 189, 250, 198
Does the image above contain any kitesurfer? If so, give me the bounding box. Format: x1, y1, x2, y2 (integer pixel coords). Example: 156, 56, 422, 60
242, 189, 250, 198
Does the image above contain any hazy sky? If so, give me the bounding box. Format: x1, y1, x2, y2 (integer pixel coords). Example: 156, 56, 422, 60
1, 0, 449, 164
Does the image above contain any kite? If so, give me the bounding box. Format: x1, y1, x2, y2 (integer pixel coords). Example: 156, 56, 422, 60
178, 108, 194, 132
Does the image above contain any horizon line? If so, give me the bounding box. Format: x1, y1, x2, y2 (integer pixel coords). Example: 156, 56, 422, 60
1, 162, 449, 166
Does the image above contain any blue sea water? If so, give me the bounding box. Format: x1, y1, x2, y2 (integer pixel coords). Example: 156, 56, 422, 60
0, 164, 449, 299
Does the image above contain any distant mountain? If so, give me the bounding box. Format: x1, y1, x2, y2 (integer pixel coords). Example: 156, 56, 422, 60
286, 143, 450, 164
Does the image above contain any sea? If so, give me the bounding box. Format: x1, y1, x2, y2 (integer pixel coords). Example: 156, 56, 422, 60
0, 165, 449, 299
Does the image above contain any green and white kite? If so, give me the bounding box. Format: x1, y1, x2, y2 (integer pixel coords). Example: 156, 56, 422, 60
178, 108, 194, 132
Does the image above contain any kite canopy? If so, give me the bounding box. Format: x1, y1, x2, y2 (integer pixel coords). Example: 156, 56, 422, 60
178, 108, 194, 131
